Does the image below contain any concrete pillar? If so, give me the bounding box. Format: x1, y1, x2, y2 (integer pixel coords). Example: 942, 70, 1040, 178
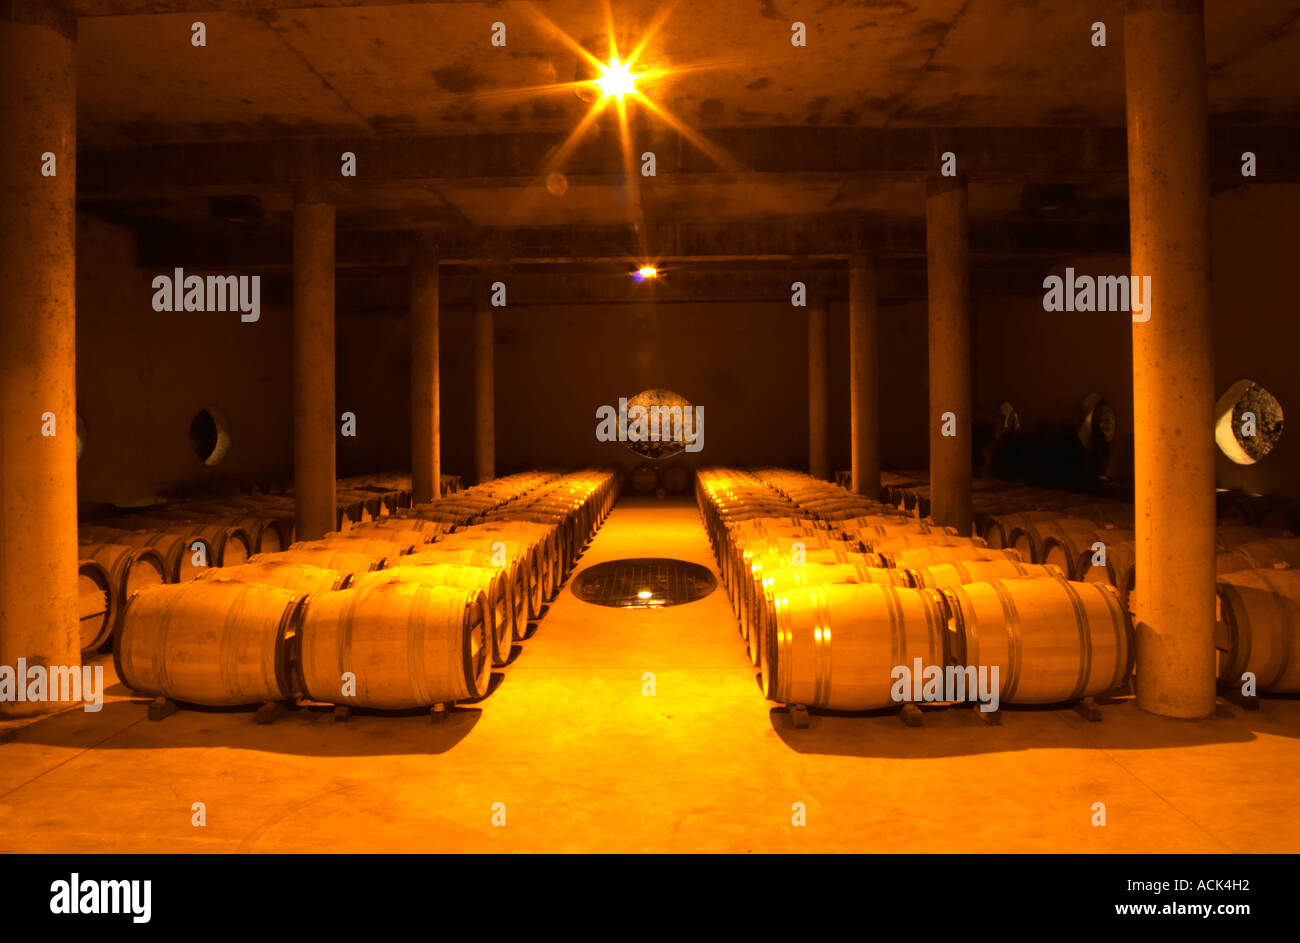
410, 239, 440, 505
925, 176, 973, 536
1125, 0, 1216, 719
849, 253, 881, 499
474, 305, 495, 484
0, 3, 80, 716
808, 299, 829, 480
292, 188, 336, 540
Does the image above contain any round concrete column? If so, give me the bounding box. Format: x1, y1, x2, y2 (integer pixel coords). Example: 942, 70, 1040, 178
292, 190, 336, 540
849, 253, 881, 499
1125, 0, 1216, 719
808, 299, 829, 480
474, 305, 495, 484
0, 5, 80, 716
410, 239, 440, 505
925, 176, 973, 536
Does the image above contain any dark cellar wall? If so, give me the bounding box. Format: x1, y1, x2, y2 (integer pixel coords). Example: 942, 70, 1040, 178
1209, 184, 1300, 498
75, 215, 295, 507
74, 184, 1300, 504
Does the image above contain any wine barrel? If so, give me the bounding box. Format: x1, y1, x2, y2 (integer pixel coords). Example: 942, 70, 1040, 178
749, 562, 909, 666
907, 559, 1065, 590
1038, 523, 1135, 579
296, 582, 491, 708
725, 525, 830, 592
354, 563, 511, 667
80, 526, 208, 582
817, 504, 894, 522
661, 463, 692, 495
881, 545, 1024, 571
1079, 540, 1138, 609
456, 522, 563, 596
157, 504, 292, 555
78, 542, 168, 643
866, 533, 988, 554
1216, 550, 1259, 576
630, 465, 659, 495
250, 548, 382, 580
1228, 538, 1300, 570
491, 509, 581, 574
763, 582, 948, 709
77, 558, 114, 655
116, 581, 302, 706
742, 544, 878, 619
288, 536, 414, 568
1215, 568, 1300, 693
1006, 518, 1112, 566
396, 548, 528, 641
841, 516, 939, 540
981, 511, 1061, 549
429, 536, 544, 619
352, 518, 449, 540
940, 578, 1132, 704
198, 561, 351, 593
1215, 525, 1293, 551
153, 523, 252, 569
342, 525, 431, 548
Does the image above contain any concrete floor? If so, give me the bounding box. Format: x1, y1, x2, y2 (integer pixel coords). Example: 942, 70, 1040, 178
2, 497, 1298, 853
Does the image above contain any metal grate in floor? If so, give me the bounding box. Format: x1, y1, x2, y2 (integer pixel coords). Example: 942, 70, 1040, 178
570, 558, 718, 609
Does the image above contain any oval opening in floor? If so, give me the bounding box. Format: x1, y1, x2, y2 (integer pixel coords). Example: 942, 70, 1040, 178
571, 558, 718, 609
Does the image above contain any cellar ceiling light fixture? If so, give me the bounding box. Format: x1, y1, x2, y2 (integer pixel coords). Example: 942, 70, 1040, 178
632, 265, 659, 281
594, 57, 640, 101
517, 1, 740, 265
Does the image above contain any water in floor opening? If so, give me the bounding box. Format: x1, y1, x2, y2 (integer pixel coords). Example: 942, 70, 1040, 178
570, 557, 718, 609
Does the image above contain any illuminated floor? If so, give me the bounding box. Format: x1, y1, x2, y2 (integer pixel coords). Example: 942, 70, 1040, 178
2, 497, 1298, 853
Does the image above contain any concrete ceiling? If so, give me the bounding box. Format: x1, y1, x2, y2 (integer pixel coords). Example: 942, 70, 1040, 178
66, 0, 1300, 297
75, 0, 1300, 144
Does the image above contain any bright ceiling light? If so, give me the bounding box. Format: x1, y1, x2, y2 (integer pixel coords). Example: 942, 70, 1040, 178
594, 57, 639, 100
632, 266, 658, 282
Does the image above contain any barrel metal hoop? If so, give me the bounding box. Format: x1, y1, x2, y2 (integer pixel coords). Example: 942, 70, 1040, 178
812, 586, 832, 707
1259, 571, 1294, 688
989, 579, 1022, 700
339, 588, 359, 703
1060, 579, 1094, 702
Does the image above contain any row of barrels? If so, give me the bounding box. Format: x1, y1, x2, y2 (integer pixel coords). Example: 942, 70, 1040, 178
114, 470, 620, 713
74, 471, 571, 659
627, 462, 694, 496
698, 466, 1300, 709
881, 470, 1300, 535
880, 471, 1300, 693
697, 467, 1120, 711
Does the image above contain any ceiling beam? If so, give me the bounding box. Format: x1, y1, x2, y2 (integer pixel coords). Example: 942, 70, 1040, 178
127, 215, 1130, 268
78, 126, 1300, 203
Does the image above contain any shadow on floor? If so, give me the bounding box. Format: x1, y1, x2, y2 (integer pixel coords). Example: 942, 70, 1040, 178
767, 694, 1300, 758
1, 683, 487, 758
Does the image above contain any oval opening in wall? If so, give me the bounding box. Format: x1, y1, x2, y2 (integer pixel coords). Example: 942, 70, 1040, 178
189, 406, 232, 466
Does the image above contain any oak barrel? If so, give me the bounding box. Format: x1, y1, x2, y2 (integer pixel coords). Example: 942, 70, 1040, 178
296, 582, 491, 708
116, 581, 302, 706
397, 548, 528, 641
763, 582, 948, 709
198, 561, 351, 592
354, 563, 511, 667
250, 548, 382, 579
77, 558, 114, 655
78, 542, 168, 646
940, 578, 1132, 704
907, 559, 1065, 590
1215, 568, 1300, 693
